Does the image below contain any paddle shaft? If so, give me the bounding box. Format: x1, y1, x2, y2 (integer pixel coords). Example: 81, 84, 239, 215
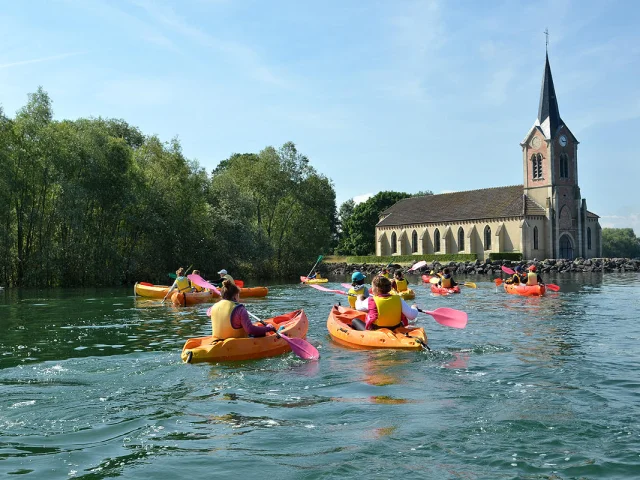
306, 255, 323, 278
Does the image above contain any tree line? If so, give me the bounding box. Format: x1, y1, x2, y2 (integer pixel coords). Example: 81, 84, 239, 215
0, 88, 336, 287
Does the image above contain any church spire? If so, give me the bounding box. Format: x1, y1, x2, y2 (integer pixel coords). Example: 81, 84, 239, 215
537, 52, 562, 139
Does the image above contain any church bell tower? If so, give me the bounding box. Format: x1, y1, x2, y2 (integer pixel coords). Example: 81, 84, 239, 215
521, 48, 585, 259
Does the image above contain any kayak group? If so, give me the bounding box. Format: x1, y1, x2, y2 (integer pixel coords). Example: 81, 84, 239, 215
135, 260, 557, 364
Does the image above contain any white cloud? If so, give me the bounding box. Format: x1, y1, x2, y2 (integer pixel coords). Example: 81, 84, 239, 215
353, 193, 373, 205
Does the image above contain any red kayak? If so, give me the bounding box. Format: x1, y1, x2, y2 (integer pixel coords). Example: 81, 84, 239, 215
421, 274, 435, 283
430, 284, 461, 295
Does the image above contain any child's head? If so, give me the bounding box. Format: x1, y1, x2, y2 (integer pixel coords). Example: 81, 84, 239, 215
372, 275, 392, 294
443, 268, 450, 275
394, 270, 404, 279
176, 267, 185, 277
221, 279, 240, 301
192, 269, 200, 275
351, 271, 366, 286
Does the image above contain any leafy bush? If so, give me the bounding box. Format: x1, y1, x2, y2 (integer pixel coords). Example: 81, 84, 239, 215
488, 252, 523, 261
328, 254, 477, 264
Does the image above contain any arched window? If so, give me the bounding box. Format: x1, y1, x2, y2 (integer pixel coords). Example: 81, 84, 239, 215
560, 153, 569, 179
587, 227, 592, 250
411, 230, 418, 253
458, 227, 464, 252
484, 225, 491, 250
533, 226, 539, 250
531, 153, 543, 179
434, 229, 440, 252
391, 232, 397, 254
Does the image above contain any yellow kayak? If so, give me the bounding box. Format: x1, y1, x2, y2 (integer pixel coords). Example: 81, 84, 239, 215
392, 288, 416, 300
300, 276, 328, 284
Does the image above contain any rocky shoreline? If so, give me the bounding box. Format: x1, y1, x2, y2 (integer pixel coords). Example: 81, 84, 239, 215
322, 258, 640, 277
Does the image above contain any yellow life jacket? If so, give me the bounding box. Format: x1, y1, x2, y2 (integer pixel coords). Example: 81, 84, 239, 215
381, 273, 390, 279
441, 276, 453, 288
372, 294, 402, 327
526, 272, 538, 286
192, 282, 205, 292
348, 285, 368, 308
394, 278, 408, 292
211, 299, 246, 339
175, 276, 191, 292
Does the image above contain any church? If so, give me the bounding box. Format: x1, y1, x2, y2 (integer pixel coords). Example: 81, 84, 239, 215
375, 52, 602, 261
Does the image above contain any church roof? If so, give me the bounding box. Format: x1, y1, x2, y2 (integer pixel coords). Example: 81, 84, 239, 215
377, 185, 546, 227
534, 53, 563, 139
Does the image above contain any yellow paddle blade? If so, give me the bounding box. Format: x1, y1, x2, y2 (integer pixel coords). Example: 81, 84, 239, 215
463, 282, 477, 288
429, 277, 440, 284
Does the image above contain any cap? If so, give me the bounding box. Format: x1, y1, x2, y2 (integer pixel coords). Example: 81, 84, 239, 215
528, 265, 536, 272
352, 272, 366, 282
218, 269, 228, 275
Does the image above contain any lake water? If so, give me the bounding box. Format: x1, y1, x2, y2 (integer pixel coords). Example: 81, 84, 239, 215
1, 273, 639, 479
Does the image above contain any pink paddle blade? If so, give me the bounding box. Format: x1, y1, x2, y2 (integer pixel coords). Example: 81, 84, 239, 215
545, 283, 560, 292
419, 307, 468, 329
408, 260, 427, 271
188, 274, 221, 295
341, 283, 353, 290
281, 334, 320, 360
309, 284, 349, 295
501, 266, 515, 275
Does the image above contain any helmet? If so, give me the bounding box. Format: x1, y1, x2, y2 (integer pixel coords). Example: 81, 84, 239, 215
218, 269, 228, 275
514, 266, 522, 272
528, 265, 536, 272
352, 271, 366, 282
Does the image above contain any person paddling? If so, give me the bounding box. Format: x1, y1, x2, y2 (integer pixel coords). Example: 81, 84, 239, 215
210, 280, 276, 338
391, 270, 408, 292
505, 266, 527, 285
163, 267, 192, 301
438, 268, 458, 288
212, 269, 235, 286
347, 271, 369, 308
526, 265, 544, 286
191, 270, 206, 292
352, 275, 418, 331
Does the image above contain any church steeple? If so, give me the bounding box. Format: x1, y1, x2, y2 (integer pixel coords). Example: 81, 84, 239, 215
536, 53, 562, 139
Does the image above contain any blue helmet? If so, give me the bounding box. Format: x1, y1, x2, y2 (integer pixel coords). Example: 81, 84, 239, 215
352, 271, 366, 282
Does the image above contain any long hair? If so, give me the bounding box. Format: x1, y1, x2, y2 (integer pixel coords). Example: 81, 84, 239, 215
220, 279, 240, 300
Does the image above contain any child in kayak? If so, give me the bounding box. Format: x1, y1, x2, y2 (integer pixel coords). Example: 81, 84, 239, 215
438, 268, 458, 288
505, 266, 527, 284
163, 267, 191, 301
391, 270, 408, 292
526, 265, 544, 286
210, 280, 275, 338
347, 271, 369, 308
352, 275, 418, 331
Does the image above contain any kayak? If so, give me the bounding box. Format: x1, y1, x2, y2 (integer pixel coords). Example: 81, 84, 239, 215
134, 282, 170, 299
504, 283, 546, 296
392, 288, 416, 300
327, 305, 427, 350
135, 282, 268, 301
421, 275, 435, 283
430, 284, 461, 295
181, 309, 309, 363
300, 276, 328, 284
171, 290, 215, 306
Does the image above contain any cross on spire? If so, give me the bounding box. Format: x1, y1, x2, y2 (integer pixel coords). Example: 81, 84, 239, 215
544, 28, 549, 51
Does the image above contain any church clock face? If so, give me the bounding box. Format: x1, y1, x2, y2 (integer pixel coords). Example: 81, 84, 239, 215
530, 136, 541, 149
559, 135, 567, 147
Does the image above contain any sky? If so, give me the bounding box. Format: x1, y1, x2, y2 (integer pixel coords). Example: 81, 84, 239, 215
1, 0, 639, 231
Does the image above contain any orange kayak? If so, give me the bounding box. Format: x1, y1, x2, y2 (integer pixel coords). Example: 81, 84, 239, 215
171, 290, 215, 306
327, 305, 427, 350
504, 283, 546, 296
181, 309, 308, 362
430, 285, 461, 295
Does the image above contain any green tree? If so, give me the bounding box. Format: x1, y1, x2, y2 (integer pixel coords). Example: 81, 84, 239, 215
335, 191, 412, 255
602, 228, 640, 258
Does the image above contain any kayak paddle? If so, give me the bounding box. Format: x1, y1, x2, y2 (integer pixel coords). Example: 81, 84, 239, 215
305, 255, 324, 279
246, 310, 320, 360
309, 284, 352, 296
416, 307, 468, 329
188, 274, 221, 295
407, 260, 427, 272
545, 283, 560, 291
501, 266, 515, 275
